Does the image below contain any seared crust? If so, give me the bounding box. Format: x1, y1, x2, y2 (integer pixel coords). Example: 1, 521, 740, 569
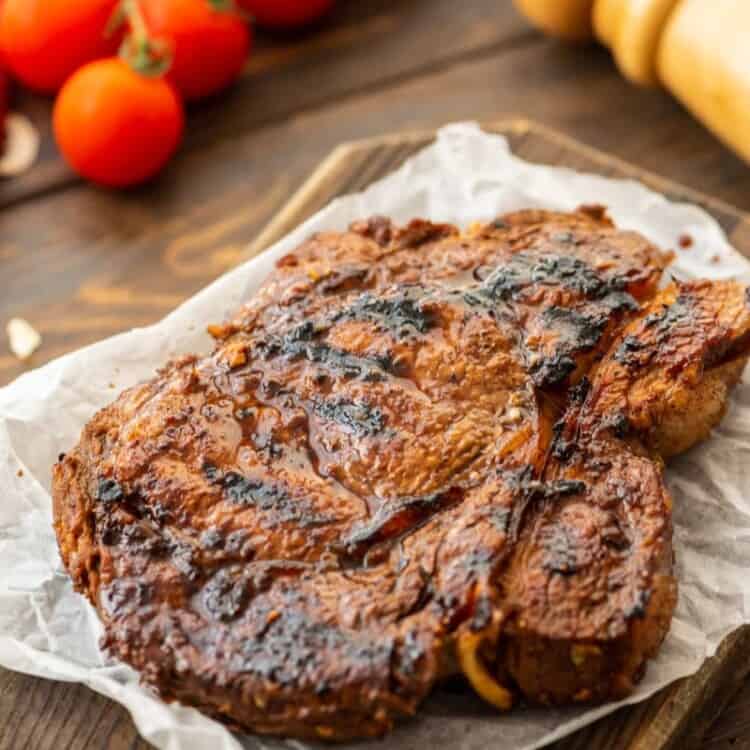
52, 209, 748, 740
578, 280, 750, 458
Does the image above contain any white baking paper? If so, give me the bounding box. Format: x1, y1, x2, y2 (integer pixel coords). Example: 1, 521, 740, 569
2, 123, 750, 750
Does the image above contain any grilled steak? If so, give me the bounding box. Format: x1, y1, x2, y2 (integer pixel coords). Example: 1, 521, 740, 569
52, 209, 750, 740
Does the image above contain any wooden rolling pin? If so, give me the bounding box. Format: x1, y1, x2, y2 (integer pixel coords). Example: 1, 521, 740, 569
513, 0, 750, 164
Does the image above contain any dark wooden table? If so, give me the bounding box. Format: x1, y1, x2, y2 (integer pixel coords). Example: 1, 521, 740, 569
2, 2, 750, 748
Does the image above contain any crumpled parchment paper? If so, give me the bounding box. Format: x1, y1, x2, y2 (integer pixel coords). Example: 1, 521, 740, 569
2, 123, 750, 750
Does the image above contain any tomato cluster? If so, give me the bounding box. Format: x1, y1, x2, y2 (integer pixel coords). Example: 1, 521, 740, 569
0, 0, 334, 187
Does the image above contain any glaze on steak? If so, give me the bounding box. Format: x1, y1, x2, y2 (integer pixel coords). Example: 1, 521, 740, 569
52, 208, 750, 740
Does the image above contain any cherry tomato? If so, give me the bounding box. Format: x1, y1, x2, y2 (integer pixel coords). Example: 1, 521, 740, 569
0, 0, 5, 147
53, 58, 184, 187
0, 65, 7, 152
0, 0, 9, 151
138, 0, 251, 101
239, 0, 334, 28
0, 0, 121, 94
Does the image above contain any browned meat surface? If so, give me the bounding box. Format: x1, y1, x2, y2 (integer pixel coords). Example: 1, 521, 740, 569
52, 209, 750, 741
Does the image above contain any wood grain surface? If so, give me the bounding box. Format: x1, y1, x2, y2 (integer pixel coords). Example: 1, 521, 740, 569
3, 2, 750, 748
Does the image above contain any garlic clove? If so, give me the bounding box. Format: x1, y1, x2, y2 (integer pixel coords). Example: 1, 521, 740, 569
6, 318, 42, 361
0, 113, 40, 177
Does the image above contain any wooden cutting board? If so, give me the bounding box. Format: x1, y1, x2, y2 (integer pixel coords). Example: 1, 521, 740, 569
248, 119, 750, 750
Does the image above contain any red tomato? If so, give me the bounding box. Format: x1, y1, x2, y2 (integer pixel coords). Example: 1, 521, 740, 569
0, 0, 121, 94
0, 66, 7, 151
138, 0, 251, 101
53, 58, 184, 188
0, 0, 8, 155
239, 0, 333, 28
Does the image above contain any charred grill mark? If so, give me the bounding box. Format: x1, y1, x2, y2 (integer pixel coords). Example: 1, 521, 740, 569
610, 412, 631, 439
96, 504, 193, 581
97, 478, 124, 504
97, 512, 142, 548
541, 307, 609, 352
624, 588, 651, 619
488, 507, 512, 534
543, 525, 580, 576
461, 289, 491, 310
551, 419, 575, 461
338, 487, 465, 562
311, 398, 386, 437
333, 289, 437, 338
614, 335, 646, 365
644, 295, 693, 339
286, 319, 328, 343
520, 479, 587, 501
294, 342, 398, 381
531, 354, 577, 388
166, 531, 200, 581
202, 566, 251, 622
479, 253, 619, 302
530, 307, 609, 387
232, 599, 396, 687
235, 406, 257, 422
223, 473, 289, 509
552, 391, 635, 460
101, 579, 152, 617
544, 306, 602, 341
249, 426, 286, 461
394, 628, 429, 678
202, 463, 223, 484
550, 380, 592, 462
570, 375, 591, 404
505, 466, 586, 501
613, 294, 695, 371
262, 289, 437, 387
95, 477, 169, 527
200, 528, 223, 549
201, 561, 311, 623
256, 334, 398, 382
202, 464, 337, 528
601, 291, 639, 313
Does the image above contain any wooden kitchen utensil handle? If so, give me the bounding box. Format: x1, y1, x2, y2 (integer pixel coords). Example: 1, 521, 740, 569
512, 0, 595, 41
513, 0, 680, 83
514, 0, 750, 165
593, 0, 680, 85
658, 0, 750, 164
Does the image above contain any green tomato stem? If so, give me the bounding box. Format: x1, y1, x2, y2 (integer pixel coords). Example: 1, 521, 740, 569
114, 0, 174, 78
